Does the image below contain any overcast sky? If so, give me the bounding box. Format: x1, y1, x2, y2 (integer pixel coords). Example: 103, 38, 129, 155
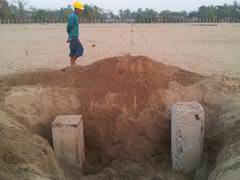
25, 0, 233, 12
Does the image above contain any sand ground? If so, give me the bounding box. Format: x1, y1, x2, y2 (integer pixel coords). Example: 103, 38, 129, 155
1, 24, 240, 180
0, 23, 240, 77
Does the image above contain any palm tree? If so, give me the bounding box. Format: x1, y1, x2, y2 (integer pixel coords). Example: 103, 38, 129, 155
14, 0, 28, 18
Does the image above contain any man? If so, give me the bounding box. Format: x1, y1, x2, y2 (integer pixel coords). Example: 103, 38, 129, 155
67, 1, 84, 66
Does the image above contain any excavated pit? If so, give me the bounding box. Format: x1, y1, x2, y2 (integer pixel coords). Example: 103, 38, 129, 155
0, 55, 240, 180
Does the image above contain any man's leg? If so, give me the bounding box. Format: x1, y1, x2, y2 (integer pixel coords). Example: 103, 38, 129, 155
71, 40, 84, 66
69, 39, 83, 66
70, 57, 77, 66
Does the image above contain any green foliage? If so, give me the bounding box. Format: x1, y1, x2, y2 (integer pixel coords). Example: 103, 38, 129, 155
0, 0, 10, 18
15, 0, 28, 17
115, 1, 240, 22
0, 0, 240, 22
80, 4, 107, 20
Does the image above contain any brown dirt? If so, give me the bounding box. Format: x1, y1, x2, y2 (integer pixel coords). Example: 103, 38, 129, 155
0, 111, 65, 180
1, 55, 240, 180
1, 55, 205, 158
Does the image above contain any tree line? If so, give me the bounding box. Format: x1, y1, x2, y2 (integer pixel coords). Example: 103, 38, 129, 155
0, 0, 240, 23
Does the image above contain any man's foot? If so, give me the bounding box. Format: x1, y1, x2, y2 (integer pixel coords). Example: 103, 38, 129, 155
61, 66, 71, 72
71, 61, 77, 66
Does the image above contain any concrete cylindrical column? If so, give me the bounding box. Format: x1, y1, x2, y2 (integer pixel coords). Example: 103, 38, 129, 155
52, 115, 85, 169
171, 102, 205, 173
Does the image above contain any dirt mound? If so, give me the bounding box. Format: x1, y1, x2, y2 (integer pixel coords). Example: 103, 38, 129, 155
2, 56, 205, 160
1, 55, 204, 88
1, 55, 240, 180
0, 111, 65, 180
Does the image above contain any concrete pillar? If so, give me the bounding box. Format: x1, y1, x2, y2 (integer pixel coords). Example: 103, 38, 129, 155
171, 102, 205, 173
52, 115, 85, 169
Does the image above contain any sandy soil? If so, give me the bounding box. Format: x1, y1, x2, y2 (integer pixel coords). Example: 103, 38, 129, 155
0, 24, 240, 180
0, 55, 240, 180
0, 23, 240, 77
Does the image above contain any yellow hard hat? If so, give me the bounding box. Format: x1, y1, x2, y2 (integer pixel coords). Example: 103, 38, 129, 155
73, 1, 84, 10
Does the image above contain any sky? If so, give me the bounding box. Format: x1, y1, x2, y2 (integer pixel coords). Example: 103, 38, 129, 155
24, 0, 234, 12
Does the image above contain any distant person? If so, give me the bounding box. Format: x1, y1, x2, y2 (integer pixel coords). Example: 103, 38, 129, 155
67, 1, 84, 66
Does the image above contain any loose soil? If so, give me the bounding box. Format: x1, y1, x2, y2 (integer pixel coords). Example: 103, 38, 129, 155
0, 55, 240, 180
